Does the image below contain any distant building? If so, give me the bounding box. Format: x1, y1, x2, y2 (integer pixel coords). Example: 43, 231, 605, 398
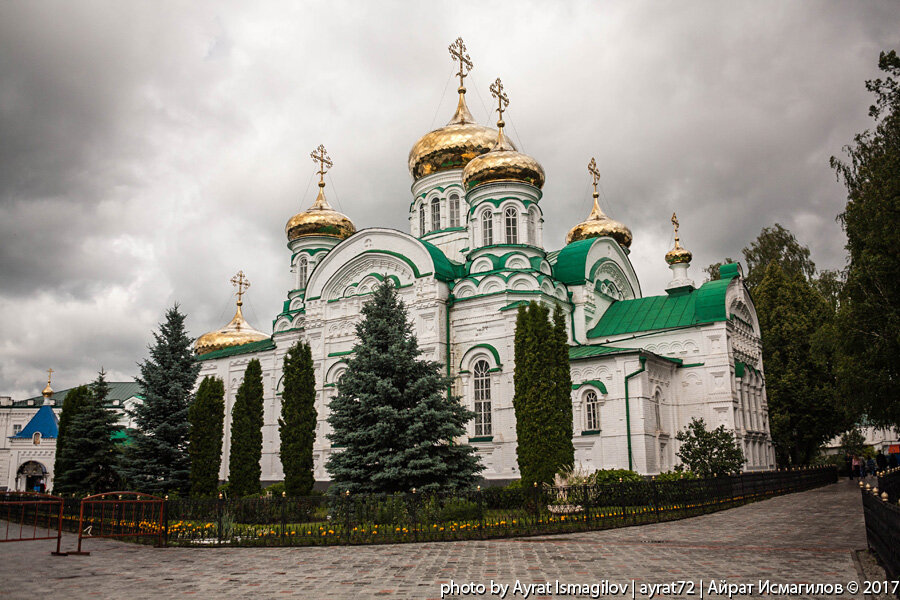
0, 378, 140, 491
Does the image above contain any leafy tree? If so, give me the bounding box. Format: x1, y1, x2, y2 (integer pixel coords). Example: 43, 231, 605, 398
513, 302, 573, 487
279, 341, 317, 496
326, 279, 482, 494
754, 263, 849, 465
830, 49, 900, 428
52, 384, 93, 495
120, 305, 200, 495
704, 258, 735, 282
188, 376, 225, 497
741, 224, 816, 292
839, 427, 868, 458
228, 359, 264, 497
675, 417, 744, 477
56, 371, 121, 495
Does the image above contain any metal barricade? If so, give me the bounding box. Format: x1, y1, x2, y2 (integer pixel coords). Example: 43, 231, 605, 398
0, 491, 66, 555
70, 491, 165, 555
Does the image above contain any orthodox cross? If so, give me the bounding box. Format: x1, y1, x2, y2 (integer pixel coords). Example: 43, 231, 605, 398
310, 144, 333, 184
672, 212, 681, 243
448, 37, 473, 89
231, 270, 250, 306
489, 78, 508, 123
46, 367, 53, 386
588, 157, 601, 196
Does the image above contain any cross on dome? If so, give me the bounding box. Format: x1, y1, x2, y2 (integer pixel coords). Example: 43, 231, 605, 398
490, 78, 509, 127
588, 157, 601, 197
310, 144, 333, 185
231, 270, 250, 306
448, 37, 473, 91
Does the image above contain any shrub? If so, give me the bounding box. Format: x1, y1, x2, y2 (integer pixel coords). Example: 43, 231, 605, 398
264, 482, 286, 497
589, 469, 642, 484
655, 470, 698, 482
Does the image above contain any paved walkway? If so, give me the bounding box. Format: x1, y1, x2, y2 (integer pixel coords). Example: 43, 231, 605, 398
0, 480, 876, 599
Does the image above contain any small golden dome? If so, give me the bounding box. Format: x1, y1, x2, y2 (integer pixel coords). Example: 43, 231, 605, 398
462, 128, 545, 190
196, 271, 269, 356
285, 182, 356, 242
42, 384, 53, 399
566, 196, 632, 247
195, 305, 268, 356
665, 212, 692, 264
408, 88, 501, 180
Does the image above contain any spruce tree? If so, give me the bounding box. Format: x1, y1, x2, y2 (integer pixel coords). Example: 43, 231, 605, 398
120, 305, 200, 495
279, 342, 317, 496
513, 302, 573, 487
188, 376, 225, 497
326, 279, 482, 494
58, 370, 121, 495
228, 359, 264, 497
52, 384, 93, 495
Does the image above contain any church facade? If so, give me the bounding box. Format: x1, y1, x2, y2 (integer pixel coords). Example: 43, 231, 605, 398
194, 41, 775, 484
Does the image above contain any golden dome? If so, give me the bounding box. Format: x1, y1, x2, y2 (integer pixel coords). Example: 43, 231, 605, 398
665, 212, 692, 264
196, 271, 269, 356
195, 305, 269, 355
42, 368, 53, 399
285, 182, 356, 242
462, 128, 545, 190
408, 88, 502, 180
566, 195, 633, 247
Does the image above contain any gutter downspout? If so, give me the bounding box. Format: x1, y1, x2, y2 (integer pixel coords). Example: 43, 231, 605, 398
623, 355, 647, 471
446, 294, 455, 401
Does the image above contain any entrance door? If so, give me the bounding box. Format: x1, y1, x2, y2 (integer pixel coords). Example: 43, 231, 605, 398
17, 461, 46, 492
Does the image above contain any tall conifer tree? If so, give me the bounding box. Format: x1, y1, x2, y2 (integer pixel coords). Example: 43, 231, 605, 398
58, 370, 121, 495
279, 342, 317, 496
326, 280, 481, 494
188, 376, 225, 497
52, 384, 93, 495
120, 305, 200, 495
513, 302, 573, 486
228, 359, 264, 497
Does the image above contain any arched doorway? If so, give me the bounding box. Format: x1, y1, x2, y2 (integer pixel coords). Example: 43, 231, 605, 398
17, 461, 47, 492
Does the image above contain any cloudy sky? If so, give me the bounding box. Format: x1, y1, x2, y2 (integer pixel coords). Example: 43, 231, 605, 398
1, 1, 897, 399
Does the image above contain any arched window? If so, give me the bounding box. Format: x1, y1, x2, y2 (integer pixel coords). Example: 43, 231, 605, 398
653, 391, 662, 431
473, 360, 492, 436
449, 193, 460, 227
481, 211, 493, 246
431, 198, 441, 231
298, 256, 308, 290
419, 204, 426, 236
505, 207, 518, 244
527, 210, 537, 244
585, 390, 600, 431
32, 432, 41, 445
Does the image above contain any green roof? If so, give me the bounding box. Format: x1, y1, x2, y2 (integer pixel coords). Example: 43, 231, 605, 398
10, 382, 143, 409
587, 270, 738, 339
568, 345, 633, 360
420, 239, 465, 282
196, 338, 276, 361
553, 239, 595, 285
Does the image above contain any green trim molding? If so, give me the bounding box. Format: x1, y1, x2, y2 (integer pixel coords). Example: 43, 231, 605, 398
572, 380, 608, 394
459, 343, 503, 369
468, 436, 493, 443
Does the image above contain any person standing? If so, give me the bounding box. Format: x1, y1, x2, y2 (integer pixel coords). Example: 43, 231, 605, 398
852, 455, 861, 478
875, 451, 887, 473
847, 454, 855, 480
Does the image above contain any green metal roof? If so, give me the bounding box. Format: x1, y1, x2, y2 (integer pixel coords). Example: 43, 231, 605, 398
420, 239, 465, 282
196, 338, 276, 361
552, 239, 595, 285
568, 345, 633, 360
586, 269, 738, 339
9, 382, 144, 409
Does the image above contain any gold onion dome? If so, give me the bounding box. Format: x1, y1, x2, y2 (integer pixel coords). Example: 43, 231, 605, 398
566, 158, 632, 247
461, 78, 545, 190
195, 271, 269, 356
408, 88, 502, 180
42, 368, 54, 399
286, 145, 356, 242
665, 212, 692, 265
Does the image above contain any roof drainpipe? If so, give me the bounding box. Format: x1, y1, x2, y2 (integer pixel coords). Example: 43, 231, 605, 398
624, 355, 647, 472
446, 294, 455, 400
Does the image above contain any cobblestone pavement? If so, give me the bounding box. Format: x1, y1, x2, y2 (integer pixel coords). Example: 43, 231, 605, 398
0, 480, 879, 600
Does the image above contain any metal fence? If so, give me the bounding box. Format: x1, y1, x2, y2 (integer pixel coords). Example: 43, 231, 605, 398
0, 491, 66, 555
861, 473, 900, 581
163, 466, 836, 547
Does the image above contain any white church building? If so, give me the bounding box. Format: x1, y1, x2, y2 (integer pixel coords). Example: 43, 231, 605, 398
193, 41, 775, 484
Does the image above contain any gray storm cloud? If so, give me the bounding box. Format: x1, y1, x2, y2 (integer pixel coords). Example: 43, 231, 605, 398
1, 1, 897, 398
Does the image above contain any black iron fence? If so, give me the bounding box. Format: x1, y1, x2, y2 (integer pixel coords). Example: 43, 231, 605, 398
862, 468, 900, 580
159, 467, 835, 547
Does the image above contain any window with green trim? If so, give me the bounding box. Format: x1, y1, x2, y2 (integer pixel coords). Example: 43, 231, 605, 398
474, 359, 492, 437
482, 211, 493, 246
419, 204, 425, 236
449, 193, 460, 227
585, 390, 600, 431
431, 198, 441, 231
298, 256, 308, 290
505, 207, 518, 244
